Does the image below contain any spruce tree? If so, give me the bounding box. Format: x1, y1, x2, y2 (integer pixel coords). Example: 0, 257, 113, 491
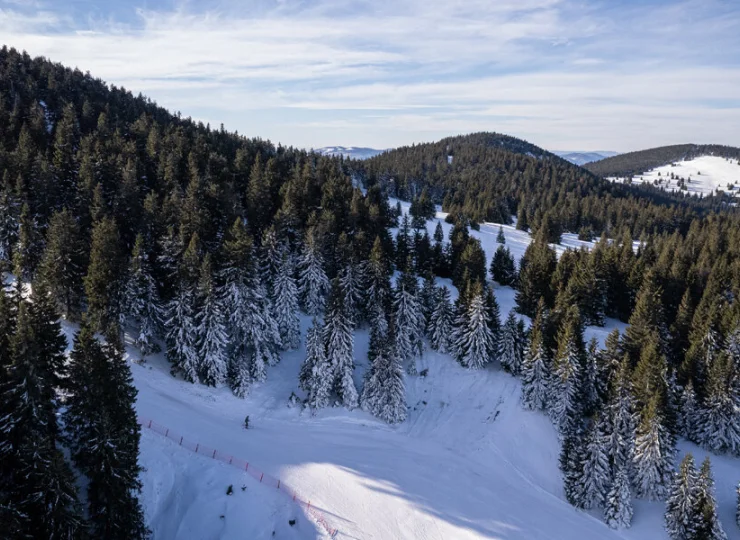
694, 457, 727, 540
604, 464, 633, 529
123, 233, 162, 357
361, 325, 407, 424
393, 270, 424, 374
428, 286, 453, 354
496, 225, 505, 244
84, 216, 124, 331
606, 355, 637, 476
697, 352, 740, 455
39, 208, 85, 318
579, 414, 610, 509
195, 255, 228, 387
665, 453, 701, 540
164, 234, 199, 383
623, 271, 669, 364
549, 306, 583, 434
679, 380, 699, 442
490, 245, 516, 286
324, 279, 358, 409
302, 318, 332, 411
633, 396, 674, 501
273, 253, 301, 350
298, 228, 329, 315
460, 289, 495, 370
521, 299, 551, 411
500, 311, 525, 375
516, 239, 557, 317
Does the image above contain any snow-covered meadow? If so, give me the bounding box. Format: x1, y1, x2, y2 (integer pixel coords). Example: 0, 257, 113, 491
609, 155, 740, 198
81, 197, 740, 539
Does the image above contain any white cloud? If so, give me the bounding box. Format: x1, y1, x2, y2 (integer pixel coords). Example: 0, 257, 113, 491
1, 0, 738, 150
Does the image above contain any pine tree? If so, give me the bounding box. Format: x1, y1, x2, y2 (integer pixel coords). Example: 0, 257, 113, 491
260, 226, 286, 296
339, 261, 364, 328
521, 300, 551, 411
549, 307, 583, 434
298, 229, 329, 315
582, 338, 600, 415
623, 271, 669, 364
195, 255, 228, 387
579, 414, 610, 509
39, 208, 85, 318
490, 245, 517, 286
697, 352, 740, 455
496, 225, 505, 244
500, 311, 525, 375
665, 453, 701, 540
361, 325, 407, 424
428, 286, 453, 353
302, 318, 332, 411
633, 396, 674, 501
123, 233, 162, 357
694, 457, 727, 540
0, 185, 17, 268
560, 421, 586, 507
364, 236, 393, 322
273, 253, 301, 350
393, 271, 424, 374
84, 216, 124, 331
606, 355, 637, 476
324, 279, 358, 409
460, 289, 495, 370
604, 464, 633, 529
419, 273, 437, 333
679, 380, 699, 442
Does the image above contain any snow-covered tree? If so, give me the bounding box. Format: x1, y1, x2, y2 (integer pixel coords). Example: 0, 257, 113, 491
606, 356, 637, 475
393, 272, 424, 374
604, 464, 633, 529
633, 397, 674, 501
696, 352, 740, 455
273, 254, 301, 350
419, 273, 437, 332
428, 286, 453, 353
0, 185, 17, 267
361, 327, 407, 424
298, 229, 329, 315
521, 301, 551, 411
195, 255, 228, 386
302, 318, 332, 411
579, 415, 610, 509
339, 261, 364, 327
694, 457, 727, 540
324, 279, 358, 409
260, 225, 287, 295
665, 454, 701, 540
678, 380, 699, 442
500, 311, 524, 375
165, 283, 198, 383
549, 308, 583, 434
460, 291, 495, 370
123, 234, 162, 357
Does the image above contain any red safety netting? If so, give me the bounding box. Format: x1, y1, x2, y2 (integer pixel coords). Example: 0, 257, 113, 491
138, 416, 338, 538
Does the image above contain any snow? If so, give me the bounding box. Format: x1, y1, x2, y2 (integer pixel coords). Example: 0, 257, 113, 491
609, 155, 740, 198
27, 194, 739, 539
315, 146, 386, 160
555, 151, 619, 166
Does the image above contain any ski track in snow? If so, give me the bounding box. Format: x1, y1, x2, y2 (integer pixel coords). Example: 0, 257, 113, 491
52, 196, 740, 540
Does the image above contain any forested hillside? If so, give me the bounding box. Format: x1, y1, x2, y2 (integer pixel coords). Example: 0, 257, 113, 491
355, 133, 736, 242
2, 46, 740, 540
586, 144, 740, 178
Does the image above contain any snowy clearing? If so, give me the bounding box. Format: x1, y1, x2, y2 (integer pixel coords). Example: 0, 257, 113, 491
609, 155, 740, 198
49, 199, 740, 540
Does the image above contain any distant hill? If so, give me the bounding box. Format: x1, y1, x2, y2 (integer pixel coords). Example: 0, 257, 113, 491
585, 144, 740, 178
554, 151, 618, 166
316, 146, 386, 160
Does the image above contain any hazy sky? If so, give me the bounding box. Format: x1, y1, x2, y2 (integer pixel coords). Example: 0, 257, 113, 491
2, 0, 739, 152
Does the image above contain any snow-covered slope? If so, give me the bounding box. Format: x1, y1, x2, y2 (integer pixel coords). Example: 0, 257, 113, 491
62, 199, 739, 540
554, 151, 619, 166
609, 155, 740, 198
315, 146, 386, 160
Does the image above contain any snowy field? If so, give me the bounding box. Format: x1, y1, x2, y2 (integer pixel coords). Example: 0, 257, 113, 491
609, 155, 740, 198
50, 198, 740, 539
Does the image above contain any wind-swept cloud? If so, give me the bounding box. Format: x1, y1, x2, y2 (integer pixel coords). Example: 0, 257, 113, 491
1, 0, 738, 150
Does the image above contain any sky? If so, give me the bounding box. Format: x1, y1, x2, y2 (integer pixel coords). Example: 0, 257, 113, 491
1, 0, 739, 152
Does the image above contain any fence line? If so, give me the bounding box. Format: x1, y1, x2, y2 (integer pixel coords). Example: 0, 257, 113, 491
138, 417, 338, 538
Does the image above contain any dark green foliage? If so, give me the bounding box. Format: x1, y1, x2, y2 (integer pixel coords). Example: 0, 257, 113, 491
490, 245, 516, 286
516, 239, 557, 317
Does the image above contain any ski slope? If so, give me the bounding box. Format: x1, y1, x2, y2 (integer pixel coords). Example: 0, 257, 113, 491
49, 199, 740, 539
609, 155, 740, 198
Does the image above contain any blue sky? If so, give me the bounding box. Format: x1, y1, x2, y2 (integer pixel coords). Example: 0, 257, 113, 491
1, 0, 739, 151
